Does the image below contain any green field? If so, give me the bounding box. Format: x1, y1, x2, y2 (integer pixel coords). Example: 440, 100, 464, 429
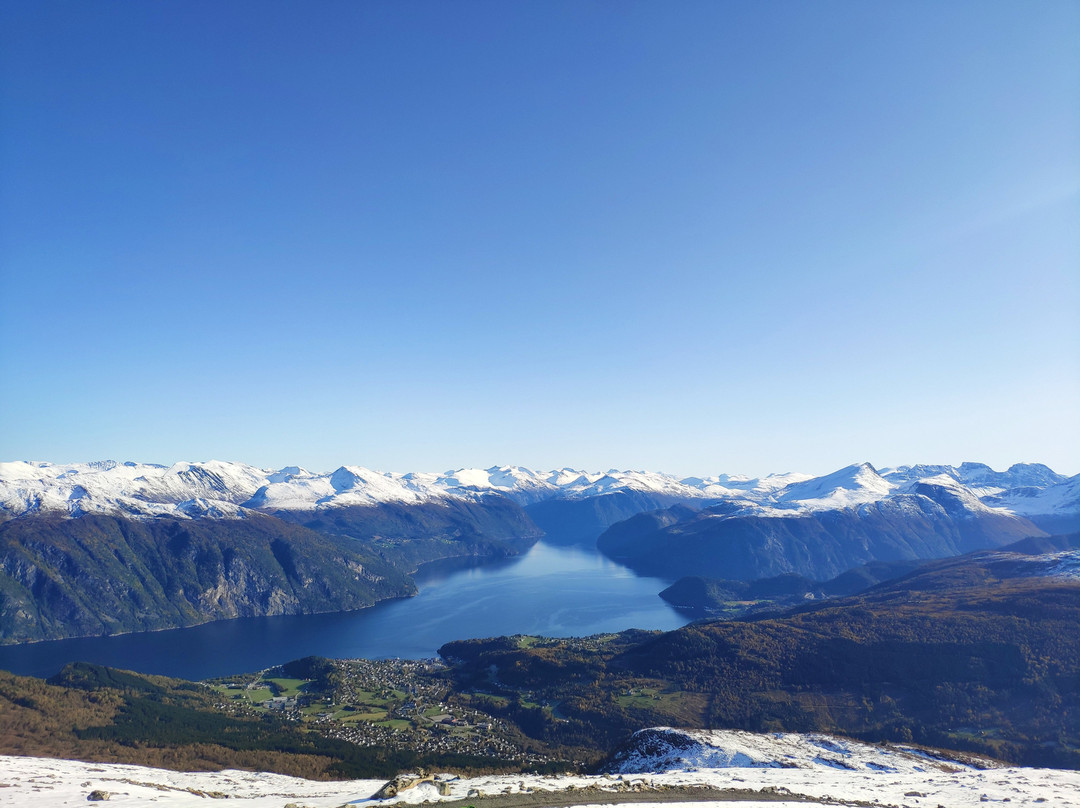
265, 677, 307, 696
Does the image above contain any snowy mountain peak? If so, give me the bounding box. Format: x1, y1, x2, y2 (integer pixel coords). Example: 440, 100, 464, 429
267, 465, 307, 483
329, 466, 364, 492
0, 459, 1073, 524
1004, 462, 1068, 487
958, 461, 996, 480
985, 473, 1080, 518
775, 462, 895, 511
911, 475, 1000, 516
955, 461, 1067, 492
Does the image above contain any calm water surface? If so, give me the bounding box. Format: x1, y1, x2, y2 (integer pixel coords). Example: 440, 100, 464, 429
0, 542, 689, 680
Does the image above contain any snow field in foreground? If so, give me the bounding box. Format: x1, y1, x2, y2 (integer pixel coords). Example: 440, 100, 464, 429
2, 753, 1079, 808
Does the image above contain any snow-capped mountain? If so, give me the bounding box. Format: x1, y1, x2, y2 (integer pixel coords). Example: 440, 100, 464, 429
0, 460, 268, 520
881, 461, 1069, 496
0, 459, 1076, 528
881, 463, 1080, 533
985, 474, 1080, 517
774, 462, 896, 510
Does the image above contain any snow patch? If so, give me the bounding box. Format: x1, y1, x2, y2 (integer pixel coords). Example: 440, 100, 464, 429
601, 727, 996, 776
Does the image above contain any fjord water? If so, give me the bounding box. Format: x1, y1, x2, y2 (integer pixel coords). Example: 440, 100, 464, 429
0, 541, 689, 681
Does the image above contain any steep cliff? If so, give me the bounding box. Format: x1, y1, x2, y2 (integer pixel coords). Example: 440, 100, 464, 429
0, 515, 414, 643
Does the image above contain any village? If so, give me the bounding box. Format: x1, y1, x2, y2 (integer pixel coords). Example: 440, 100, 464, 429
208, 657, 556, 767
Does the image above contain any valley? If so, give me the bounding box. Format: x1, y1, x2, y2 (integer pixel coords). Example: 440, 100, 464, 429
2, 535, 1078, 784
2, 458, 1077, 647
0, 458, 1078, 800
0, 541, 687, 679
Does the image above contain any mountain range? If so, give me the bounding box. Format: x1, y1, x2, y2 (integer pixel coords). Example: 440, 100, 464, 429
2, 458, 1076, 527
1, 459, 1077, 643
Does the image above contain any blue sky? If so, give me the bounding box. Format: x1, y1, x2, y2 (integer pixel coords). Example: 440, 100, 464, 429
2, 1, 1077, 478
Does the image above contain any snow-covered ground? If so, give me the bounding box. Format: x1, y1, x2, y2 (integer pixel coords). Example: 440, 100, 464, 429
3, 729, 1078, 808
0, 755, 381, 808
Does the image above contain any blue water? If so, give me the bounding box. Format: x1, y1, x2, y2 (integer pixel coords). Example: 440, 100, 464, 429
0, 542, 689, 681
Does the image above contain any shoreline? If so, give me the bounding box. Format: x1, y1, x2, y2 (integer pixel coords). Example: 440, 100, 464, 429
0, 540, 544, 655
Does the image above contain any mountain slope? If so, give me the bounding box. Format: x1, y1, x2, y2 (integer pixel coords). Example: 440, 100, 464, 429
657, 557, 925, 615
525, 493, 700, 546
272, 497, 543, 570
597, 490, 1045, 580
0, 515, 413, 643
600, 726, 998, 774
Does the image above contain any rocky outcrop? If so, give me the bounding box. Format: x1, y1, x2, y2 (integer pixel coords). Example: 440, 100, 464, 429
372, 772, 454, 799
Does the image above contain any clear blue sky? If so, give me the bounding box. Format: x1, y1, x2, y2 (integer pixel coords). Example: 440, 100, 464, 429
2, 1, 1077, 478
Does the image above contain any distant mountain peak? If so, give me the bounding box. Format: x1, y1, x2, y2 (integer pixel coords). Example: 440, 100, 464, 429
774, 462, 894, 511
0, 459, 1073, 525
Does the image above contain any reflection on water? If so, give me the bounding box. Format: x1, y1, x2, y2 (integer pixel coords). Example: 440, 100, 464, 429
0, 542, 689, 681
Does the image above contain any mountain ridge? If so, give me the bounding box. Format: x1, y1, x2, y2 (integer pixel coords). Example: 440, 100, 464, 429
2, 459, 1076, 524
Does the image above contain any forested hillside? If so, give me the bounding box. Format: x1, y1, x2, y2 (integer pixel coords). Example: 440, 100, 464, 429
441, 541, 1080, 768
0, 515, 413, 643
